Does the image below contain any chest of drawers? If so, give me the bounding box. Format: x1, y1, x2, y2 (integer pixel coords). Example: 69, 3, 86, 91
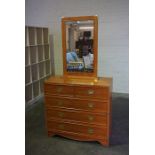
44, 76, 112, 146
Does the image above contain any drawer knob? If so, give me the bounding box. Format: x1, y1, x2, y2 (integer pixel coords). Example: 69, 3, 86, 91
88, 103, 94, 108
58, 112, 64, 117
58, 124, 64, 129
56, 87, 63, 93
57, 101, 63, 106
88, 116, 94, 121
88, 128, 94, 134
88, 89, 94, 95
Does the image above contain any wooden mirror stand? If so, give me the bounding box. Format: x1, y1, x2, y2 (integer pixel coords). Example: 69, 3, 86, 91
61, 16, 98, 78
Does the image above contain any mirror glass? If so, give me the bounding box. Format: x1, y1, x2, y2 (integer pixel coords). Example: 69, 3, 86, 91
65, 20, 94, 72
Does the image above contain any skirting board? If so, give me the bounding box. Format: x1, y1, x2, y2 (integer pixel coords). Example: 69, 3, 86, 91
112, 92, 129, 98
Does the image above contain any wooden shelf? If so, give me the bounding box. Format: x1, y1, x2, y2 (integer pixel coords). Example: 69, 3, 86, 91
38, 45, 44, 62
25, 66, 31, 84
45, 60, 51, 75
25, 27, 28, 46
39, 78, 45, 93
36, 28, 43, 44
43, 28, 48, 44
31, 64, 39, 81
44, 44, 50, 59
25, 26, 52, 104
25, 84, 32, 102
30, 46, 38, 64
25, 47, 30, 66
39, 62, 45, 78
28, 27, 36, 45
33, 81, 40, 98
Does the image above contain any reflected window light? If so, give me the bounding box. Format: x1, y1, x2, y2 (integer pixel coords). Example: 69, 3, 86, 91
79, 27, 94, 30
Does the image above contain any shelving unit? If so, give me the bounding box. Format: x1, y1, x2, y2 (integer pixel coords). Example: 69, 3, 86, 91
25, 26, 52, 105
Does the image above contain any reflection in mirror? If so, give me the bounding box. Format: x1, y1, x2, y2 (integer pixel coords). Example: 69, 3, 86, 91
66, 20, 94, 72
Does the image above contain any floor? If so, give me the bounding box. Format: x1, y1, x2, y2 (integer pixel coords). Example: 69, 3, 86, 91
25, 94, 129, 155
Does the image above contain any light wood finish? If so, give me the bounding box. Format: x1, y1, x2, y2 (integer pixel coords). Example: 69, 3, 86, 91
47, 119, 107, 138
45, 96, 108, 113
47, 131, 109, 146
45, 84, 74, 96
44, 76, 112, 146
61, 16, 98, 77
74, 86, 109, 100
46, 108, 108, 125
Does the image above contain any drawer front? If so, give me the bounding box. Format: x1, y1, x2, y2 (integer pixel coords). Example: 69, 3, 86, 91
46, 108, 107, 125
74, 86, 109, 100
45, 96, 108, 113
44, 84, 74, 96
47, 120, 107, 138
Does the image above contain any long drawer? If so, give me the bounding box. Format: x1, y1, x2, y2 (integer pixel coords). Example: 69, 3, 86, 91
44, 84, 109, 100
47, 120, 108, 139
45, 96, 109, 113
46, 108, 107, 125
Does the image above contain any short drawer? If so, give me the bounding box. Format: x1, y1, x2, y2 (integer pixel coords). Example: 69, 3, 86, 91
46, 108, 107, 125
74, 86, 109, 100
45, 96, 109, 113
44, 84, 74, 96
47, 120, 107, 138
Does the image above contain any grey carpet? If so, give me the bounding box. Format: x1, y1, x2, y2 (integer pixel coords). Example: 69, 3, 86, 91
25, 96, 129, 155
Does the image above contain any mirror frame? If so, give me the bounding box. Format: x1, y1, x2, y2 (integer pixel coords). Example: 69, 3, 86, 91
61, 16, 98, 77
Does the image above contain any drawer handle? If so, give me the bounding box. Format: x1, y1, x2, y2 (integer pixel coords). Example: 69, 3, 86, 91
88, 128, 94, 134
88, 116, 94, 121
56, 87, 63, 93
57, 101, 63, 106
87, 89, 94, 95
58, 112, 64, 117
88, 103, 94, 108
58, 124, 64, 129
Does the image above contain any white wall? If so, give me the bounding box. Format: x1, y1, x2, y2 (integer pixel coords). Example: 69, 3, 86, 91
25, 0, 129, 93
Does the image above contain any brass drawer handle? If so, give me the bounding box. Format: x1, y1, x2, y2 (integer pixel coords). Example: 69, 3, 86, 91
88, 128, 94, 134
58, 112, 64, 117
56, 87, 63, 93
57, 101, 63, 106
87, 89, 94, 95
88, 103, 94, 108
58, 124, 64, 129
88, 116, 94, 121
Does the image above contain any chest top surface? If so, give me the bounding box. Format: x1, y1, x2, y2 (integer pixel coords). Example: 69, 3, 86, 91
45, 76, 112, 87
